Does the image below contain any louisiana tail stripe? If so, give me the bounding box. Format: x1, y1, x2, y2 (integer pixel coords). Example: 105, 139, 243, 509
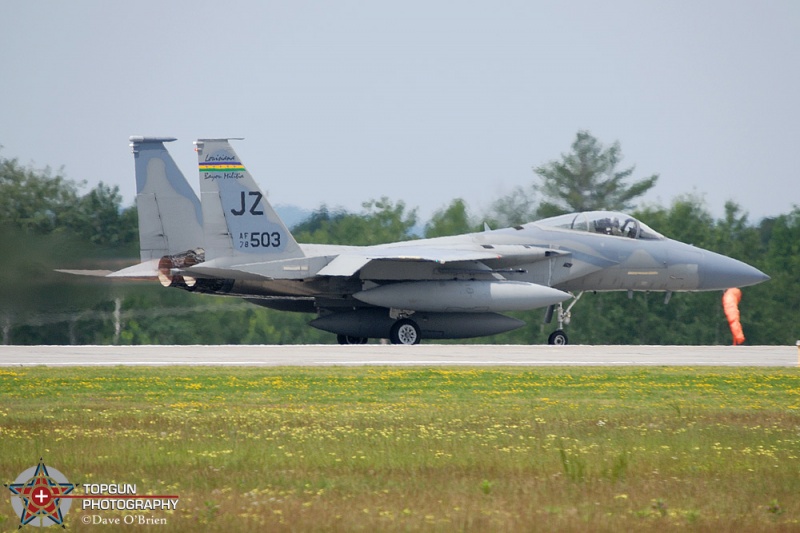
199, 162, 245, 171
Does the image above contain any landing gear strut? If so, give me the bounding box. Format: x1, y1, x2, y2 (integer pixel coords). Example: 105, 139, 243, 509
546, 291, 584, 345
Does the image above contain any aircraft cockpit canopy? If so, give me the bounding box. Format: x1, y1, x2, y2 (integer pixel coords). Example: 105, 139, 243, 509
537, 211, 665, 240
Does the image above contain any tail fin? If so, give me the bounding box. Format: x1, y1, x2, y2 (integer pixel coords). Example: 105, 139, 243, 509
130, 136, 204, 261
194, 138, 303, 261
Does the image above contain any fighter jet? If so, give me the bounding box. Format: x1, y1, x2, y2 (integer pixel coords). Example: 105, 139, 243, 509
106, 137, 769, 345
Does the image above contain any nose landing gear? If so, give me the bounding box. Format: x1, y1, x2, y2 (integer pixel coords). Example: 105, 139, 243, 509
548, 329, 568, 345
545, 291, 584, 345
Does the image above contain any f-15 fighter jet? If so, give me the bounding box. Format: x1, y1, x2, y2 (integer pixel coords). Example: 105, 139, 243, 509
105, 137, 768, 345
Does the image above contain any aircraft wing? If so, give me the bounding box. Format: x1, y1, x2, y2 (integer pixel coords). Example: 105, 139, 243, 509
317, 244, 565, 277
316, 247, 503, 277
180, 244, 563, 281
178, 249, 502, 281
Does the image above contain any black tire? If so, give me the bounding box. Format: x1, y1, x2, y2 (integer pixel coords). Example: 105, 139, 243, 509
337, 334, 367, 345
548, 330, 568, 346
390, 319, 421, 345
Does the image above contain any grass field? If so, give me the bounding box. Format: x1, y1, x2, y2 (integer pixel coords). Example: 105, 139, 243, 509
1, 365, 799, 532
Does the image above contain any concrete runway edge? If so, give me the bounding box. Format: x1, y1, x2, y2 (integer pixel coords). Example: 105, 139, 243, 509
0, 344, 796, 367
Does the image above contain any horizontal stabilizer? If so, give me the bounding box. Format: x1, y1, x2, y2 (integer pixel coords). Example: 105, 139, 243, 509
55, 269, 114, 277
105, 259, 160, 279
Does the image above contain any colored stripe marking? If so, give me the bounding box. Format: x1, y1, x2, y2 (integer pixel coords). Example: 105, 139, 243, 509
199, 163, 245, 171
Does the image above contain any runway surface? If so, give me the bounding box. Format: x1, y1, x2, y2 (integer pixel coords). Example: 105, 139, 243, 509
0, 344, 796, 367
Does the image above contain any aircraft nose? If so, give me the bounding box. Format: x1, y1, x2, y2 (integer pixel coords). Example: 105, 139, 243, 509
697, 251, 770, 290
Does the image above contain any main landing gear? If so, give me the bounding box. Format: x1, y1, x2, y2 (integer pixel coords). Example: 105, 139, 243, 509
336, 334, 368, 345
390, 318, 421, 345
545, 291, 584, 345
335, 317, 422, 345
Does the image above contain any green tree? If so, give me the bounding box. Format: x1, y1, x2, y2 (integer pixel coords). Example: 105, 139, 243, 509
424, 198, 477, 238
0, 155, 80, 233
0, 153, 139, 344
293, 197, 417, 245
63, 182, 138, 249
484, 185, 539, 228
290, 205, 346, 236
635, 194, 714, 245
534, 131, 659, 217
750, 206, 800, 344
0, 154, 138, 250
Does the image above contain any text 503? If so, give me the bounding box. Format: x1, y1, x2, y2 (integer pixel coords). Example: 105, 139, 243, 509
238, 232, 282, 248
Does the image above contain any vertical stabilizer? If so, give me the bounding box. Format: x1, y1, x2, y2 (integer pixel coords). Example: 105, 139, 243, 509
130, 136, 204, 261
195, 139, 303, 261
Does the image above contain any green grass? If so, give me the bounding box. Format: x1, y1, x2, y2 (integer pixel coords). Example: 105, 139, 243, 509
1, 366, 799, 531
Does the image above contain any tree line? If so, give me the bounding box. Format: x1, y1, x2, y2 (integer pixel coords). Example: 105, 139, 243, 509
1, 133, 796, 345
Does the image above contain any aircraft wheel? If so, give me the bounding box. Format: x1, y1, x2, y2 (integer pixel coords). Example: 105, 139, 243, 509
337, 334, 368, 345
390, 319, 421, 345
548, 330, 568, 346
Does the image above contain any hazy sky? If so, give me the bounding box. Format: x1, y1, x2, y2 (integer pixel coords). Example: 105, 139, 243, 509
2, 1, 798, 224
